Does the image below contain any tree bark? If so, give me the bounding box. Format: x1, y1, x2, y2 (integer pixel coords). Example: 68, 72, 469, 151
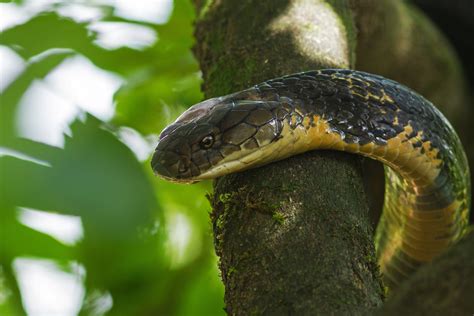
210, 152, 383, 314
193, 0, 471, 314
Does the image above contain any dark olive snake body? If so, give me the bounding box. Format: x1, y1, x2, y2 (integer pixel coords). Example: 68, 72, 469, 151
151, 69, 471, 289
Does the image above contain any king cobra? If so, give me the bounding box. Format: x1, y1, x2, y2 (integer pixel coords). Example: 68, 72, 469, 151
151, 69, 471, 289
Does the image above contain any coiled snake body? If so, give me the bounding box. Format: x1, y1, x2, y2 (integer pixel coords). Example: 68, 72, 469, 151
152, 69, 470, 289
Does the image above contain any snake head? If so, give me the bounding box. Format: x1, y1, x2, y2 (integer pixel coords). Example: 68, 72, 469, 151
151, 91, 284, 183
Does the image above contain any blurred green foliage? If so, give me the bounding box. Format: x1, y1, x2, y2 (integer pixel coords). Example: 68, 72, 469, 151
0, 0, 224, 314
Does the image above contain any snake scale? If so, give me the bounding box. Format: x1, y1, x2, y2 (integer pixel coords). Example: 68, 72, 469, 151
151, 69, 471, 289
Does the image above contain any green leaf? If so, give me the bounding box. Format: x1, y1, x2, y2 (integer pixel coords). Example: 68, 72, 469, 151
0, 208, 74, 262
0, 260, 26, 316
0, 12, 155, 75
0, 50, 74, 143
1, 116, 158, 237
152, 0, 196, 55
113, 0, 203, 135
1, 116, 164, 289
0, 1, 225, 312
1, 137, 63, 162
114, 71, 202, 134
0, 13, 93, 58
177, 263, 225, 316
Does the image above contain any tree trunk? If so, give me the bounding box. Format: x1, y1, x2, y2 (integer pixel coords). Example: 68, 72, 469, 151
192, 0, 471, 314
194, 1, 382, 314
210, 152, 383, 314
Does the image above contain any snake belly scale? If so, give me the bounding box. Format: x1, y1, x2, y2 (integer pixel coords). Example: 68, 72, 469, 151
151, 69, 471, 289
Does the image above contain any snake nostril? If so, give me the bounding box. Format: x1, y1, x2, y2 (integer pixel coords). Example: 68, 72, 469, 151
151, 149, 180, 178
151, 159, 172, 177
178, 160, 189, 173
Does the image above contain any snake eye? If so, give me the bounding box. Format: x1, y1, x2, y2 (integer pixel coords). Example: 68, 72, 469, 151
200, 135, 214, 149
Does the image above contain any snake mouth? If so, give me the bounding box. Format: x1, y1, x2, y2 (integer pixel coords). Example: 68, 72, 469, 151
155, 174, 199, 184
151, 148, 198, 183
151, 157, 198, 184
195, 138, 291, 180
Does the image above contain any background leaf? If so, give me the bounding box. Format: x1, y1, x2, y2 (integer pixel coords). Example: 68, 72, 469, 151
0, 1, 225, 314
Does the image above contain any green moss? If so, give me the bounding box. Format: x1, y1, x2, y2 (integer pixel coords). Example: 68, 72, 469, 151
250, 308, 261, 316
281, 182, 298, 192
197, 0, 215, 20
227, 266, 237, 278
205, 191, 214, 203
364, 253, 378, 265
206, 28, 225, 56
272, 212, 285, 225
216, 214, 225, 230
466, 225, 474, 234
207, 57, 258, 96
206, 62, 233, 96
219, 192, 232, 203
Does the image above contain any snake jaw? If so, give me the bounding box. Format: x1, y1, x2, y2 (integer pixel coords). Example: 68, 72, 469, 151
154, 172, 199, 184
151, 152, 199, 184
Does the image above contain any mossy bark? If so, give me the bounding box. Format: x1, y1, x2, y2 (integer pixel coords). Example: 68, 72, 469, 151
193, 0, 471, 314
210, 152, 383, 314
193, 0, 356, 96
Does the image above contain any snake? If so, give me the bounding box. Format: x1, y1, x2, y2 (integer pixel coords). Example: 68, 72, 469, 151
151, 69, 471, 289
